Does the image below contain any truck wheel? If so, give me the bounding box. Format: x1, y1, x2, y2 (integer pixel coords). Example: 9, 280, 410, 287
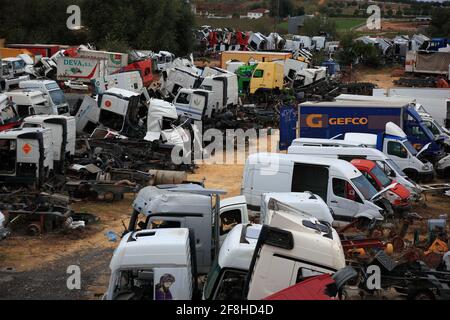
410, 290, 435, 300
403, 169, 419, 181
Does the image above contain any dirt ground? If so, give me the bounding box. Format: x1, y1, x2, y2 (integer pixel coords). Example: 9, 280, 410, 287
355, 19, 429, 35
356, 66, 400, 89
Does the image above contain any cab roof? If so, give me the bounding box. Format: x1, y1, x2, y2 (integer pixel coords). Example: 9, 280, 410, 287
110, 229, 190, 270
218, 224, 262, 270
247, 153, 362, 179
350, 159, 376, 171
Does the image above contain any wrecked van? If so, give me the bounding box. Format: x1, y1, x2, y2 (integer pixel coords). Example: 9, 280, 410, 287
242, 153, 386, 225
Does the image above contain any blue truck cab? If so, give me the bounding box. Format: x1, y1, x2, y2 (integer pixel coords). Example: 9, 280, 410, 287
298, 100, 444, 160
298, 100, 440, 181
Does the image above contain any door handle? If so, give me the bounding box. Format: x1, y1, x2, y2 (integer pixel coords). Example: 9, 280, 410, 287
331, 201, 338, 204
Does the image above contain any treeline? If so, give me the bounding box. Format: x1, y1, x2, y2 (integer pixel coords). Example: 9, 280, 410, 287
0, 0, 195, 56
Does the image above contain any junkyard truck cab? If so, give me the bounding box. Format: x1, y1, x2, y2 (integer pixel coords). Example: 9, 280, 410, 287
19, 80, 69, 115
244, 202, 346, 300
0, 94, 21, 132
6, 90, 54, 118
203, 223, 262, 300
22, 115, 76, 173
98, 88, 143, 137
350, 159, 411, 212
245, 62, 284, 95
0, 127, 53, 187
105, 228, 196, 300
128, 184, 249, 274
173, 88, 212, 121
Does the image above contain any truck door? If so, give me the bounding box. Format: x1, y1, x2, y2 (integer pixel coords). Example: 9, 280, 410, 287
329, 178, 361, 222
384, 140, 409, 172
219, 202, 248, 246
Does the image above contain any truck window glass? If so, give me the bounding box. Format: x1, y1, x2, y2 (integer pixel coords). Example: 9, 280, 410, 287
149, 220, 181, 229
409, 125, 428, 140
48, 90, 67, 105
220, 209, 242, 236
214, 270, 247, 300
0, 140, 16, 174
0, 106, 18, 124
113, 269, 154, 300
296, 268, 323, 284
362, 172, 380, 190
176, 93, 191, 105
388, 141, 408, 159
253, 70, 264, 78
99, 110, 124, 132
371, 165, 392, 188
292, 164, 328, 202
351, 176, 378, 200
425, 121, 441, 136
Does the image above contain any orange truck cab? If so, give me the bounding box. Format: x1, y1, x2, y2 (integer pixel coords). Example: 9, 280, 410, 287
351, 159, 411, 212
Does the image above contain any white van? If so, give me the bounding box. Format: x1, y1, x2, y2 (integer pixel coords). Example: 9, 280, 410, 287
19, 80, 69, 115
242, 153, 385, 224
288, 138, 423, 198
6, 90, 54, 117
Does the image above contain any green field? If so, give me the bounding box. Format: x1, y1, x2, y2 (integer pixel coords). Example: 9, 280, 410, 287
331, 18, 367, 33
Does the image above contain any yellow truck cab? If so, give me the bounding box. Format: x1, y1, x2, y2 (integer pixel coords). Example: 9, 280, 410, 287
249, 62, 284, 95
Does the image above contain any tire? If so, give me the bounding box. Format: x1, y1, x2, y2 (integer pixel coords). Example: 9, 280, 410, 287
403, 169, 419, 181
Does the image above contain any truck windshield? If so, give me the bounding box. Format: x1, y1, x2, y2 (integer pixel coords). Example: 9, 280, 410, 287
0, 106, 19, 124
386, 159, 407, 177
371, 165, 392, 188
351, 175, 378, 200
203, 260, 221, 300
403, 140, 418, 156
49, 90, 67, 105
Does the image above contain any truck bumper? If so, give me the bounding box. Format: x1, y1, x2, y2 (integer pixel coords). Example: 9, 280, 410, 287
418, 171, 434, 182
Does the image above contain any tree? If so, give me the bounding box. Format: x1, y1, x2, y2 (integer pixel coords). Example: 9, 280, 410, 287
269, 0, 294, 18
302, 17, 337, 38
428, 8, 450, 37
0, 0, 195, 56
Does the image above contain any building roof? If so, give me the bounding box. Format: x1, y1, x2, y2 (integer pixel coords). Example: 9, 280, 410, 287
248, 8, 269, 14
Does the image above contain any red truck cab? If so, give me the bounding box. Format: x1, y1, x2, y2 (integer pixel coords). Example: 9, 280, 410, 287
351, 159, 411, 211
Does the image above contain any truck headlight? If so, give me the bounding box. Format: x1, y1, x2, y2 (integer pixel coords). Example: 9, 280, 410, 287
422, 164, 430, 171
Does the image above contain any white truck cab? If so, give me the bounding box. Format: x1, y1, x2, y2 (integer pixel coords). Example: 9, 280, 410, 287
242, 153, 385, 224
22, 115, 76, 172
105, 228, 196, 300
288, 138, 423, 199
173, 88, 213, 121
19, 80, 69, 115
260, 192, 335, 226
94, 71, 144, 95
203, 223, 262, 300
344, 123, 434, 182
0, 127, 53, 187
128, 184, 249, 274
0, 211, 10, 240
7, 90, 55, 117
245, 203, 346, 300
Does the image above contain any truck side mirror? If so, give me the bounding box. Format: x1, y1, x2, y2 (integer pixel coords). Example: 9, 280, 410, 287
260, 226, 294, 250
